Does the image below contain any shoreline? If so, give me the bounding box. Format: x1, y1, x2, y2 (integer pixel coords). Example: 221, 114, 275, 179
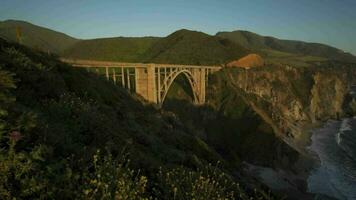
292, 122, 323, 176
306, 117, 356, 200
243, 121, 327, 200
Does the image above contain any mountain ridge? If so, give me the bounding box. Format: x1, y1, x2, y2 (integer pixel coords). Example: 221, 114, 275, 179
62, 36, 160, 62
140, 29, 251, 65
216, 30, 356, 64
0, 19, 79, 53
1, 19, 355, 65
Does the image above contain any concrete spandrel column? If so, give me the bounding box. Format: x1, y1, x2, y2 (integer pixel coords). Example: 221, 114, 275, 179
157, 68, 161, 104
126, 68, 131, 90
121, 67, 125, 87
105, 67, 109, 80
112, 68, 116, 84
164, 67, 167, 81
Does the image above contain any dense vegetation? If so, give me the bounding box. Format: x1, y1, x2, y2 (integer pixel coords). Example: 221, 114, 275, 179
142, 29, 250, 65
62, 37, 160, 62
0, 39, 285, 199
64, 29, 251, 65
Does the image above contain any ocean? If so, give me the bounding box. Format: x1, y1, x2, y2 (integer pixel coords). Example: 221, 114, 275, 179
307, 117, 356, 200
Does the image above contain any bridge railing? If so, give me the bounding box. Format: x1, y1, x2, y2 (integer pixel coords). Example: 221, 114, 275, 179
60, 58, 222, 69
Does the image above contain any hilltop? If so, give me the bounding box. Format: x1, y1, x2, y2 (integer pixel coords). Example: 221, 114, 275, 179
141, 29, 250, 65
217, 30, 356, 66
63, 29, 251, 65
0, 20, 79, 53
2, 20, 356, 66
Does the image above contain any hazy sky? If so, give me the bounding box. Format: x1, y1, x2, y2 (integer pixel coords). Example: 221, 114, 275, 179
1, 0, 355, 55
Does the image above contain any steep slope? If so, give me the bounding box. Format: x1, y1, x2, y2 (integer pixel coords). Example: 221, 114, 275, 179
0, 20, 79, 53
0, 39, 283, 199
217, 30, 356, 64
221, 64, 356, 148
143, 29, 251, 65
62, 36, 160, 62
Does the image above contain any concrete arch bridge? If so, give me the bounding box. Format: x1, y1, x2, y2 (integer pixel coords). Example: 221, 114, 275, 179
62, 59, 221, 106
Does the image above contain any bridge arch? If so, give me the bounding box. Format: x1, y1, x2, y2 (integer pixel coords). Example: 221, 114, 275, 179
61, 59, 222, 106
159, 69, 199, 106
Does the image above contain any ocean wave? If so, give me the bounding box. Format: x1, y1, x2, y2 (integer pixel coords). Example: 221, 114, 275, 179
308, 118, 356, 200
337, 119, 356, 161
336, 118, 352, 145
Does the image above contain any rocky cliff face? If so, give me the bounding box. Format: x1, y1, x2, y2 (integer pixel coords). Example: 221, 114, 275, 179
213, 64, 356, 148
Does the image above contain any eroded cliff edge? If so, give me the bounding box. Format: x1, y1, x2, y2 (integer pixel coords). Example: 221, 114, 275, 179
211, 64, 356, 151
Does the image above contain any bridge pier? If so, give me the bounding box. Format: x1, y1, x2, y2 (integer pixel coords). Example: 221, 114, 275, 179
191, 68, 206, 104
135, 66, 157, 103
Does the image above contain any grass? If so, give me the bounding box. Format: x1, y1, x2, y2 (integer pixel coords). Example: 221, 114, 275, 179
261, 49, 328, 67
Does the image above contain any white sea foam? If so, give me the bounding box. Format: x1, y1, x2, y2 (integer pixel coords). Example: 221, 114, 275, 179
307, 118, 356, 200
340, 119, 352, 132
336, 119, 351, 145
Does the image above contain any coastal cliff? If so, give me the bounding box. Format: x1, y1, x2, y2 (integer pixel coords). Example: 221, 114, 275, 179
212, 64, 356, 148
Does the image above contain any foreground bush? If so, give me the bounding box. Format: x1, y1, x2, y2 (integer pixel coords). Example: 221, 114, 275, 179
81, 151, 151, 200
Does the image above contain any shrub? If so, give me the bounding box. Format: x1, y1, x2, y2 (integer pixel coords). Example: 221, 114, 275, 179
81, 150, 151, 200
155, 162, 271, 200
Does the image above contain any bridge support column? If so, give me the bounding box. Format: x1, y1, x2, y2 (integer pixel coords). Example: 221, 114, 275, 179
191, 68, 206, 104
135, 66, 157, 103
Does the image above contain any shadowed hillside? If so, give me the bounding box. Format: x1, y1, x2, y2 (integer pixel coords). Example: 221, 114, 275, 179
0, 20, 79, 53
0, 38, 285, 199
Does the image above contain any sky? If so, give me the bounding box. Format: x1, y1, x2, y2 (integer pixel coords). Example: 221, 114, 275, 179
1, 0, 356, 55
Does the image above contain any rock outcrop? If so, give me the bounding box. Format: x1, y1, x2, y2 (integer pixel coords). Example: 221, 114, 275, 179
227, 53, 264, 69
217, 64, 356, 148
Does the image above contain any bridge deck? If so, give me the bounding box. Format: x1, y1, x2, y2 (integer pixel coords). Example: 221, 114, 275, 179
61, 58, 222, 69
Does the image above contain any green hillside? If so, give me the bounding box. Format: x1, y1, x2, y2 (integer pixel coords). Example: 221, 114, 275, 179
0, 20, 79, 53
2, 19, 355, 67
62, 36, 160, 62
63, 29, 251, 65
216, 30, 356, 65
143, 29, 251, 65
